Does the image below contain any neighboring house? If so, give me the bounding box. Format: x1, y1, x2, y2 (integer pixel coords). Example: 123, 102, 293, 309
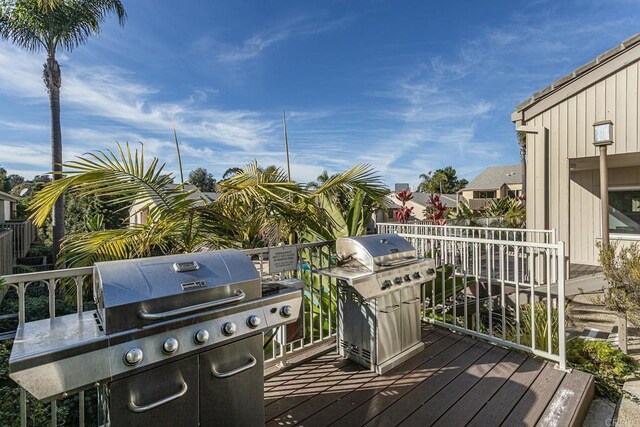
0, 190, 18, 223
129, 184, 221, 226
512, 33, 640, 268
459, 165, 522, 209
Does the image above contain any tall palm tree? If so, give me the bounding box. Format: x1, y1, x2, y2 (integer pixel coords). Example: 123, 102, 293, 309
0, 0, 126, 262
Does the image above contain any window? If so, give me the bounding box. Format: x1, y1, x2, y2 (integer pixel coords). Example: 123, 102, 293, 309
476, 191, 496, 199
507, 189, 522, 198
609, 189, 640, 235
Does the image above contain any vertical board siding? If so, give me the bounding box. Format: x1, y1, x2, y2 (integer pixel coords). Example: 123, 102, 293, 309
526, 58, 640, 266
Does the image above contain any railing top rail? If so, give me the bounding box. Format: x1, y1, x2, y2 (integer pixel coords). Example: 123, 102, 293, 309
377, 222, 554, 235
1, 266, 94, 284
0, 241, 336, 283
397, 232, 564, 250
0, 228, 12, 236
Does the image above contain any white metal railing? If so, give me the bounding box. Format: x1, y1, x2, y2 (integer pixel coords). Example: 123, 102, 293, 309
0, 219, 37, 259
377, 222, 556, 244
0, 241, 337, 427
391, 230, 566, 372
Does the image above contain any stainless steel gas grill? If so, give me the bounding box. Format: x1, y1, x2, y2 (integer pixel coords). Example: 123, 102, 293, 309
9, 249, 302, 426
318, 234, 436, 374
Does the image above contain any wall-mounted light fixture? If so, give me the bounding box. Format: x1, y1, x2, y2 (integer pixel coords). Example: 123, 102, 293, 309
593, 120, 614, 146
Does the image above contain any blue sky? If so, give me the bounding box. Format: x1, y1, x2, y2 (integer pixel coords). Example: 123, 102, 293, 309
1, 0, 639, 187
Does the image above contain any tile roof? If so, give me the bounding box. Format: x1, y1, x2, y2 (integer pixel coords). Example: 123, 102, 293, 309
462, 164, 521, 191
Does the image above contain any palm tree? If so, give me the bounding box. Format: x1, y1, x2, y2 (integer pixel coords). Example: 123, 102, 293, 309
29, 143, 231, 266
29, 144, 389, 263
307, 170, 331, 190
0, 0, 126, 262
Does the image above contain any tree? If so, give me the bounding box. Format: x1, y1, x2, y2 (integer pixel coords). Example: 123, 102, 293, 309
0, 166, 8, 192
307, 170, 331, 190
28, 143, 231, 266
0, 0, 127, 262
222, 167, 242, 180
417, 166, 468, 193
28, 143, 389, 265
188, 168, 216, 192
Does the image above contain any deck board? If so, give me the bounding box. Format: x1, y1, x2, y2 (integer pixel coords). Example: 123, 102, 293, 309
263, 324, 593, 427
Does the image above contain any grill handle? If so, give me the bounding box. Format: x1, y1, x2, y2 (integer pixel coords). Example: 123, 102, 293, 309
128, 380, 188, 413
138, 290, 246, 321
211, 355, 257, 378
375, 257, 416, 268
403, 297, 421, 305
380, 305, 400, 313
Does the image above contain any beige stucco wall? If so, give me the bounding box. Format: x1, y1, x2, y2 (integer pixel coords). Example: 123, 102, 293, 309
525, 58, 640, 266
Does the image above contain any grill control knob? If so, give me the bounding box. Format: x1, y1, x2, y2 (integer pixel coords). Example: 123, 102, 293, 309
247, 315, 261, 328
222, 322, 237, 336
162, 337, 179, 354
394, 276, 402, 285
194, 329, 209, 344
382, 280, 392, 289
124, 348, 143, 366
280, 305, 293, 318
404, 274, 411, 282
426, 268, 436, 276
413, 272, 422, 279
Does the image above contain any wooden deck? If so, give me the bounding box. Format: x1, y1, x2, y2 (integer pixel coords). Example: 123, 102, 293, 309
264, 324, 594, 426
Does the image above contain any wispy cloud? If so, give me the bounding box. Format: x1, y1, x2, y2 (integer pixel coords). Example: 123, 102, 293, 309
198, 15, 346, 63
0, 44, 278, 152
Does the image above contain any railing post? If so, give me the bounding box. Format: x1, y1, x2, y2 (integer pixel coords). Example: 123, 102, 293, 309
557, 241, 566, 371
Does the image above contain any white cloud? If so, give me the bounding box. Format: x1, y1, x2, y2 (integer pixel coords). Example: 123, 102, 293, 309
200, 15, 346, 64
0, 44, 278, 152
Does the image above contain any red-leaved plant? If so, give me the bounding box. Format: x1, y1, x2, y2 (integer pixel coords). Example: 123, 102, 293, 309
427, 194, 447, 225
394, 188, 414, 223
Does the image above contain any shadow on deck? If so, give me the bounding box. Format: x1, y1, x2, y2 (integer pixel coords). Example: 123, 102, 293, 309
264, 324, 594, 427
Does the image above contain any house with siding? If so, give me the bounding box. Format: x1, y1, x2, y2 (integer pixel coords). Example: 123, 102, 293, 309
458, 164, 522, 210
0, 190, 18, 223
512, 32, 640, 274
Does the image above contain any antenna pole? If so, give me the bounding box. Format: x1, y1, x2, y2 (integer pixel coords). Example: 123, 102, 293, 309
283, 110, 292, 182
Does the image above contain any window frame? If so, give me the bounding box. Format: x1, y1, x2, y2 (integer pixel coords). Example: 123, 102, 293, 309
608, 186, 640, 238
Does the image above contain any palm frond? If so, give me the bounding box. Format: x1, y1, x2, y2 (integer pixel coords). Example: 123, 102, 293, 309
29, 142, 195, 226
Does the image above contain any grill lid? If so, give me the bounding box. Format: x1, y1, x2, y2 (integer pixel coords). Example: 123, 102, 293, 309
93, 250, 260, 334
336, 234, 416, 272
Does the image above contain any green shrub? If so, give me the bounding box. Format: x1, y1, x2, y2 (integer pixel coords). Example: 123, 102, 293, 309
567, 338, 639, 401
599, 242, 640, 326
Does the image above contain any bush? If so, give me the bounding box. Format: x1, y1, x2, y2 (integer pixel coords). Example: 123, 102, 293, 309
567, 338, 639, 401
599, 242, 640, 326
